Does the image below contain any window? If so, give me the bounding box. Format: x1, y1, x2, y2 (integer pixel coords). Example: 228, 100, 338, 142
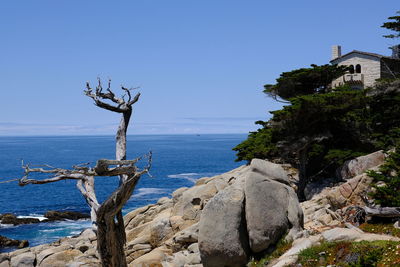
349, 65, 355, 74
356, 64, 361, 73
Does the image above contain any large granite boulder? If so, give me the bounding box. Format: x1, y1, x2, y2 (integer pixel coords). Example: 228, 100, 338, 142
10, 251, 36, 267
245, 159, 303, 253
198, 186, 249, 267
336, 150, 385, 180
198, 159, 303, 266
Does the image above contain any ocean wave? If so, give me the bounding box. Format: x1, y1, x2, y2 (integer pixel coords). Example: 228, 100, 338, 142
17, 214, 47, 221
134, 188, 166, 198
167, 172, 219, 182
0, 223, 14, 228
40, 228, 60, 233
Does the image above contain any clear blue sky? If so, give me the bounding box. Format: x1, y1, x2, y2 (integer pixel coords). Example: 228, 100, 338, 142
0, 1, 398, 135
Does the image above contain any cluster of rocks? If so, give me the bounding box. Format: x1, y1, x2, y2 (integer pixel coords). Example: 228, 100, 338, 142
124, 158, 303, 267
301, 150, 385, 234
268, 150, 394, 266
0, 236, 28, 250
0, 150, 395, 267
0, 211, 90, 226
0, 229, 98, 267
0, 159, 303, 267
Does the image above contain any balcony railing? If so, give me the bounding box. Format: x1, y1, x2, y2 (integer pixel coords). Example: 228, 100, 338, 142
343, 73, 364, 83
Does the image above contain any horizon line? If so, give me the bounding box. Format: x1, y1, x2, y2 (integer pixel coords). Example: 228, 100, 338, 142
0, 132, 250, 138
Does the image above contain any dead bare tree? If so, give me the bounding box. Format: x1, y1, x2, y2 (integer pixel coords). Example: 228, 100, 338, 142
17, 79, 150, 267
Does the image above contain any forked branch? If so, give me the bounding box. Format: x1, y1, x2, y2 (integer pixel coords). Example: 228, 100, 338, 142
84, 78, 140, 113
18, 154, 151, 187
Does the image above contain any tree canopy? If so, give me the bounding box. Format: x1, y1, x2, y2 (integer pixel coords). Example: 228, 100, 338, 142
263, 64, 348, 101
382, 11, 400, 39
235, 74, 400, 200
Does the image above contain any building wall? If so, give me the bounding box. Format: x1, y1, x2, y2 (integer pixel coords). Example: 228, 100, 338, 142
381, 58, 400, 79
332, 54, 381, 88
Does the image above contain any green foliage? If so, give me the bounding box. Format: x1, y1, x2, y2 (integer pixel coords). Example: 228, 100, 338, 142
382, 11, 400, 39
234, 87, 376, 175
247, 235, 292, 267
297, 240, 400, 266
360, 222, 400, 238
369, 144, 400, 207
264, 64, 348, 101
234, 77, 400, 199
234, 125, 276, 162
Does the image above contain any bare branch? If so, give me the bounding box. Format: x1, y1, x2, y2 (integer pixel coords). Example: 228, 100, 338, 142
128, 92, 141, 106
23, 166, 66, 175
19, 173, 86, 186
77, 178, 100, 210
73, 162, 92, 172
364, 206, 400, 218
121, 86, 132, 103
85, 79, 141, 114
97, 152, 152, 217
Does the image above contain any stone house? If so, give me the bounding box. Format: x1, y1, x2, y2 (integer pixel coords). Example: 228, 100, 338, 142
330, 45, 400, 89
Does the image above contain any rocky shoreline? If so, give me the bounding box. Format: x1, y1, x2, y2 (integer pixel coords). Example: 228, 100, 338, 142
0, 151, 399, 267
0, 236, 28, 250
0, 211, 90, 226
0, 211, 90, 252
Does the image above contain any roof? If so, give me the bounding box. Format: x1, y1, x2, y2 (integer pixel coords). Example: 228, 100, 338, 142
330, 50, 397, 63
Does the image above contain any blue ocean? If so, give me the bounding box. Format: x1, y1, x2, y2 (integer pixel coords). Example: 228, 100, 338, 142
0, 134, 245, 252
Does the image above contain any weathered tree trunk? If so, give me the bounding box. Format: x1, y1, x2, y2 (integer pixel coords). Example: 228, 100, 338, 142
96, 171, 144, 267
96, 108, 133, 267
364, 206, 400, 218
16, 80, 147, 267
78, 176, 99, 230
116, 109, 132, 162
297, 148, 308, 202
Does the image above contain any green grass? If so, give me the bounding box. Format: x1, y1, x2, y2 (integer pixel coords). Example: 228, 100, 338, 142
247, 237, 293, 267
296, 240, 400, 267
359, 223, 400, 238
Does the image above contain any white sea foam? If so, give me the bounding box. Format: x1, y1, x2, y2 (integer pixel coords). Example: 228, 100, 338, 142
40, 228, 60, 233
17, 215, 47, 221
0, 223, 13, 228
134, 188, 166, 197
167, 172, 219, 182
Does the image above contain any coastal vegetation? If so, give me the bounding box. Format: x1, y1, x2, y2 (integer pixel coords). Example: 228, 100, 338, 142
369, 144, 400, 207
235, 11, 400, 201
234, 71, 400, 201
296, 240, 400, 266
382, 10, 400, 39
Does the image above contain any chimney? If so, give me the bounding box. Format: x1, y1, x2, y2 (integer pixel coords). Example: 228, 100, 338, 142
331, 45, 342, 60
392, 44, 400, 59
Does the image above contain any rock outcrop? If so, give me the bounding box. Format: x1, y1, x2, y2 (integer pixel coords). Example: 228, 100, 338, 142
336, 150, 385, 180
3, 150, 386, 267
0, 211, 90, 226
0, 160, 304, 267
198, 186, 248, 267
43, 211, 90, 222
0, 229, 98, 267
0, 214, 40, 226
0, 236, 28, 250
245, 160, 303, 252
198, 159, 303, 267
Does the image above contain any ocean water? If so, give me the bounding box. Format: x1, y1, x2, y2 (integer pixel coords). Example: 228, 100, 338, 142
0, 134, 245, 251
